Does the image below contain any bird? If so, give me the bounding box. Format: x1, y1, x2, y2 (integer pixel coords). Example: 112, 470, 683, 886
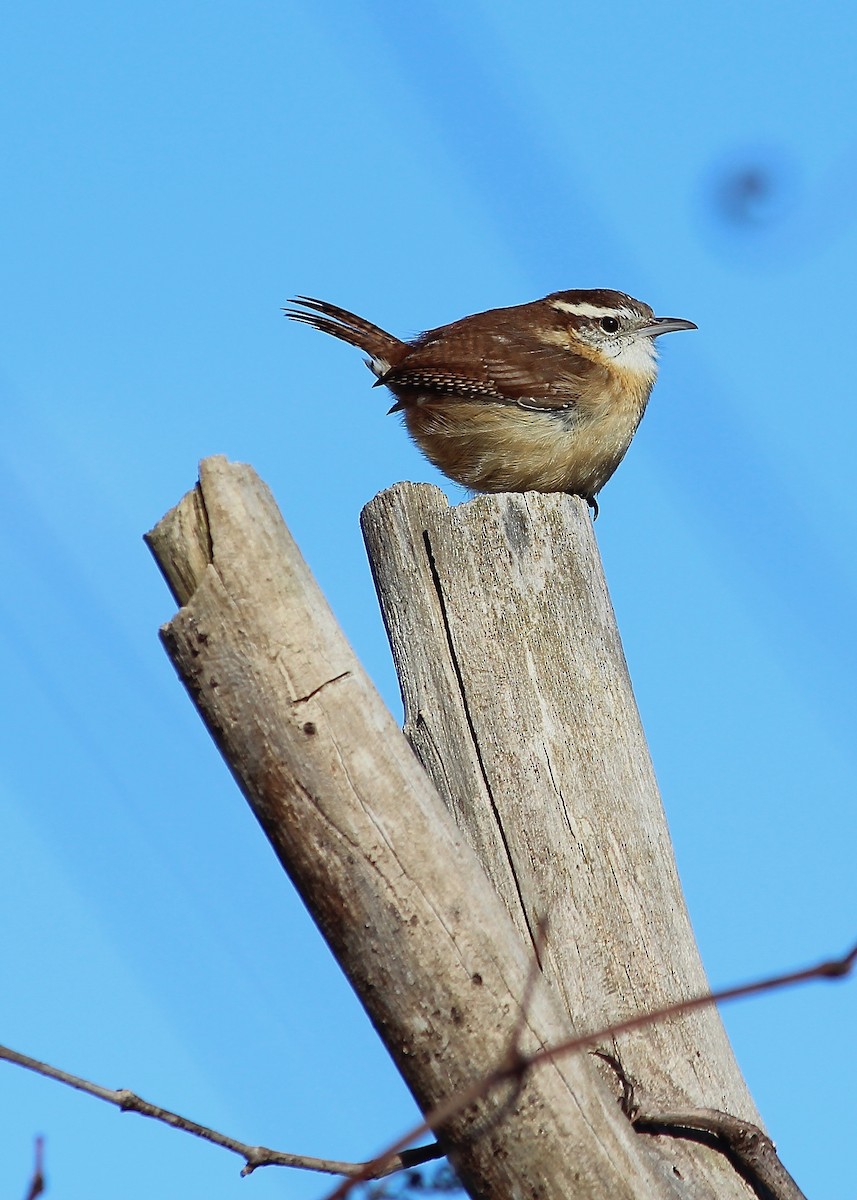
285, 290, 696, 515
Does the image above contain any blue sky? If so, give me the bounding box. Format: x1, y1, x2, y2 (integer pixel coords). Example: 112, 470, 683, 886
2, 4, 854, 1197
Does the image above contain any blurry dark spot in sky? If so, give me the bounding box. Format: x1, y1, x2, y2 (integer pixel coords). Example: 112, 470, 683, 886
697, 146, 809, 267
707, 147, 799, 230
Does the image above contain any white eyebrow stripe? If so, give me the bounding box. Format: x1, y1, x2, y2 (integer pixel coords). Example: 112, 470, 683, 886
549, 300, 621, 318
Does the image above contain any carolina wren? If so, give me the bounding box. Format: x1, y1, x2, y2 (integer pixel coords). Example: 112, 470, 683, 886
286, 290, 696, 513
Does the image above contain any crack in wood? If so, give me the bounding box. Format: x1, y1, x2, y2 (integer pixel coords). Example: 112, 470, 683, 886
293, 671, 352, 706
421, 528, 542, 966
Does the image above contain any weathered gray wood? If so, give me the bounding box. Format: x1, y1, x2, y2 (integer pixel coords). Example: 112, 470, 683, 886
147, 456, 693, 1200
362, 483, 762, 1194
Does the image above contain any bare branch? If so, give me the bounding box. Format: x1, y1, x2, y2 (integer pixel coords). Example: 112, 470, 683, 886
633, 1111, 807, 1200
528, 939, 857, 1075
324, 940, 857, 1199
2, 942, 852, 1192
504, 913, 549, 1067
595, 1050, 808, 1200
23, 1136, 45, 1200
0, 1043, 441, 1179
147, 460, 672, 1200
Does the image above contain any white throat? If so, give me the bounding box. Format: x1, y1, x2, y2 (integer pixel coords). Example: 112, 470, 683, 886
611, 333, 659, 382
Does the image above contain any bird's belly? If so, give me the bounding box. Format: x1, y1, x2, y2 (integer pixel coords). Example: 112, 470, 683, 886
403, 400, 645, 497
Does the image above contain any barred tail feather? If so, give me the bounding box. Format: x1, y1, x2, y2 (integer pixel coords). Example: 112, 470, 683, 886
284, 296, 402, 364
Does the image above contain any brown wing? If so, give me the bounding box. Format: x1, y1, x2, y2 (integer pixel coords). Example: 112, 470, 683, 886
380, 301, 590, 410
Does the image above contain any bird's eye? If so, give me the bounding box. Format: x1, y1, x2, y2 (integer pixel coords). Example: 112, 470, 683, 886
600, 316, 620, 333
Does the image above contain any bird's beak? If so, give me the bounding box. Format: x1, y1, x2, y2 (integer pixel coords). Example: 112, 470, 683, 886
643, 316, 698, 337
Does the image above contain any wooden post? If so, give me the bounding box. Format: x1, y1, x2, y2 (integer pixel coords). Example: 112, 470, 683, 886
362, 483, 764, 1190
361, 486, 760, 1096
146, 456, 765, 1199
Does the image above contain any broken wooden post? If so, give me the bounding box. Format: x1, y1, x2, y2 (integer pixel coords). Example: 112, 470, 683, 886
146, 455, 769, 1199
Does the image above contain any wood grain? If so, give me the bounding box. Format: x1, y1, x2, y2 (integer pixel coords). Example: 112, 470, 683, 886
362, 483, 763, 1194
147, 457, 689, 1200
147, 458, 767, 1198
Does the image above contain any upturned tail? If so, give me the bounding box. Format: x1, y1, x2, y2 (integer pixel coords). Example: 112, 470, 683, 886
285, 297, 403, 373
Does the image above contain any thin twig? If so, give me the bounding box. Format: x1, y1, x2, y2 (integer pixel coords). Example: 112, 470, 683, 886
2, 942, 853, 1192
0, 1044, 441, 1179
323, 940, 857, 1200
505, 914, 549, 1064
23, 1136, 45, 1200
633, 1110, 807, 1200
596, 1049, 807, 1200
452, 916, 550, 1143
